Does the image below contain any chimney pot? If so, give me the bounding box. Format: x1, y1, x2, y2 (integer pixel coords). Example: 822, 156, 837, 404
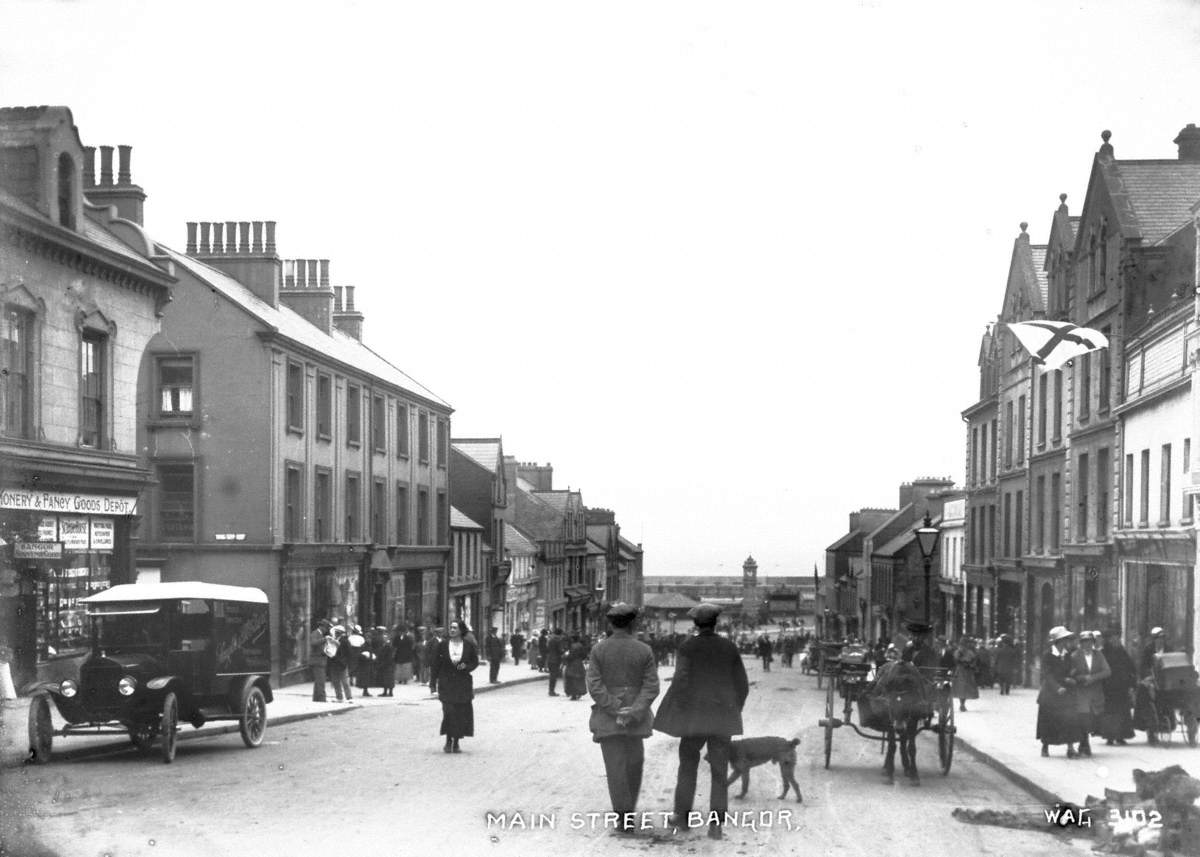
99, 145, 114, 186
239, 222, 251, 256
265, 221, 276, 254
226, 220, 238, 254
200, 221, 212, 254
212, 221, 224, 254
252, 221, 264, 254
1174, 123, 1200, 161
186, 222, 198, 255
307, 259, 319, 289
345, 285, 355, 311
284, 259, 296, 287
83, 147, 96, 187
334, 285, 344, 312
320, 259, 330, 287
117, 145, 132, 185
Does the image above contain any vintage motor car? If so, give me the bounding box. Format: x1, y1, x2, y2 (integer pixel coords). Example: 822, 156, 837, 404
27, 581, 273, 764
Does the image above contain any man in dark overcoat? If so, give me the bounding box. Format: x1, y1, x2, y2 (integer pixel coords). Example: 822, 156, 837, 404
485, 627, 505, 684
1098, 626, 1136, 745
586, 603, 660, 836
510, 631, 526, 667
653, 603, 749, 840
547, 627, 566, 696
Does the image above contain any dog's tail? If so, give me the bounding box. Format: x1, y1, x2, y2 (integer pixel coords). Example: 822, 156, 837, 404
789, 738, 800, 747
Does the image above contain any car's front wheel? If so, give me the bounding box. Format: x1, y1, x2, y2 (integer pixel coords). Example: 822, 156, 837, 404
28, 694, 53, 764
239, 685, 267, 748
160, 692, 179, 764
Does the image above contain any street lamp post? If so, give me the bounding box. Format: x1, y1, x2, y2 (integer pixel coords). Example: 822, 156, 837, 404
914, 511, 941, 630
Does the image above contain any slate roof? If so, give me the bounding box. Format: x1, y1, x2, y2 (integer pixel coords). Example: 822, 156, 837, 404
643, 592, 700, 611
532, 490, 570, 512
452, 439, 501, 473
504, 522, 537, 555
1030, 246, 1049, 310
1106, 160, 1200, 244
164, 248, 450, 409
586, 538, 606, 555
826, 530, 864, 553
450, 507, 483, 530
873, 514, 943, 558
617, 535, 641, 557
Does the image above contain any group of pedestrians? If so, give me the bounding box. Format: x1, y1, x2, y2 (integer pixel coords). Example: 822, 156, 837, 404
308, 619, 450, 702
1035, 624, 1165, 758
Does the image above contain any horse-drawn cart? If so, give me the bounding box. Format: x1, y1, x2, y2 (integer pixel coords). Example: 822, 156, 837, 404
814, 641, 845, 690
817, 649, 956, 782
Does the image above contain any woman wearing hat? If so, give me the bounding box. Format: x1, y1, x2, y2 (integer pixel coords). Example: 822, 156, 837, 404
1097, 627, 1136, 746
429, 619, 479, 753
952, 638, 980, 712
1037, 626, 1081, 757
1068, 631, 1110, 757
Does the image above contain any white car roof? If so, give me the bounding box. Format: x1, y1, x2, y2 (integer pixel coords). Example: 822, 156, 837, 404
80, 582, 269, 605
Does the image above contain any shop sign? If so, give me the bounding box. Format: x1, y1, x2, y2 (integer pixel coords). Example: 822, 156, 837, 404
0, 489, 138, 516
90, 518, 114, 551
59, 517, 90, 551
14, 542, 63, 559
38, 518, 57, 541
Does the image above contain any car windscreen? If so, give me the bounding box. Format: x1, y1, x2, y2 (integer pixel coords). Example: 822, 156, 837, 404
89, 603, 166, 653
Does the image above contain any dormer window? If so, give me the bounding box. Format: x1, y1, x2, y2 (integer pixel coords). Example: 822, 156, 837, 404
57, 153, 76, 230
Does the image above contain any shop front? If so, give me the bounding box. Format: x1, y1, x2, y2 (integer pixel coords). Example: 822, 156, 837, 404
0, 487, 139, 688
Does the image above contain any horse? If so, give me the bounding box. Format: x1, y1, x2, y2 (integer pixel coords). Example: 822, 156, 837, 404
866, 661, 929, 784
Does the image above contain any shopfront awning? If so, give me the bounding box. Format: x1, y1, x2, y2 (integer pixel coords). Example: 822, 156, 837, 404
564, 585, 592, 606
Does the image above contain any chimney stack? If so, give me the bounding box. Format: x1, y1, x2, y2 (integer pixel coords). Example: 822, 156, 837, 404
280, 257, 336, 334
333, 283, 364, 340
83, 143, 147, 224
187, 219, 282, 306
1175, 123, 1200, 161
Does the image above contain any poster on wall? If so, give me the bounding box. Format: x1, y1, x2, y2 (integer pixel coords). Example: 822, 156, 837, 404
90, 518, 114, 551
59, 517, 90, 551
37, 517, 57, 541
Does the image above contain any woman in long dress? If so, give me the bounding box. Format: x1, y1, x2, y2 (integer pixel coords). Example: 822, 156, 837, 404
952, 638, 980, 712
1037, 627, 1080, 758
562, 633, 588, 700
429, 619, 479, 753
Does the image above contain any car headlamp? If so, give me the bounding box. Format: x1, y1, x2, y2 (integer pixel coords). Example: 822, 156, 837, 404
118, 676, 137, 696
60, 679, 78, 698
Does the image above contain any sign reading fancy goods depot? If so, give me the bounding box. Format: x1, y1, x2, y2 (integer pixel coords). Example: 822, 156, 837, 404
0, 489, 138, 516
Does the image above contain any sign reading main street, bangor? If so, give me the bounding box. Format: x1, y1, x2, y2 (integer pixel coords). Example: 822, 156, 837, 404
0, 489, 138, 516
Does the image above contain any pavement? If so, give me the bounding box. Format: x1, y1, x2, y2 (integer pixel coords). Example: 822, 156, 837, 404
4, 659, 1198, 809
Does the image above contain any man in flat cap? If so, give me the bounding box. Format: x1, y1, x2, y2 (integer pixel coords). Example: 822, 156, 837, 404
586, 603, 660, 836
654, 603, 749, 840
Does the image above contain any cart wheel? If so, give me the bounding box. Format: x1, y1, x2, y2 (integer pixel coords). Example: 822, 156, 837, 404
161, 692, 179, 764
27, 694, 53, 764
1185, 712, 1198, 747
938, 706, 955, 774
823, 679, 835, 769
128, 724, 155, 753
239, 685, 268, 748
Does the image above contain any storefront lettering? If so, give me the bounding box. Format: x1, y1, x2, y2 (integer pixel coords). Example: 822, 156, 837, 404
0, 489, 137, 516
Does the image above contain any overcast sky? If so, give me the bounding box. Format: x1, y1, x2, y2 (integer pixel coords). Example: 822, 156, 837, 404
4, 0, 1200, 577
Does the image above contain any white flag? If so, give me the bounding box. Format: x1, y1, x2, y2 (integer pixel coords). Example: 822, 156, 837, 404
1005, 321, 1108, 371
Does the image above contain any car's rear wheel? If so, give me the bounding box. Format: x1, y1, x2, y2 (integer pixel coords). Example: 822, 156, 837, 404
128, 724, 155, 753
28, 694, 53, 764
239, 685, 267, 748
160, 692, 179, 764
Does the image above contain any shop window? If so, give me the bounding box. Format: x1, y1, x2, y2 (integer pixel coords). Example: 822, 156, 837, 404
158, 464, 195, 541
80, 330, 106, 448
36, 553, 111, 660
158, 355, 194, 416
1, 306, 33, 437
